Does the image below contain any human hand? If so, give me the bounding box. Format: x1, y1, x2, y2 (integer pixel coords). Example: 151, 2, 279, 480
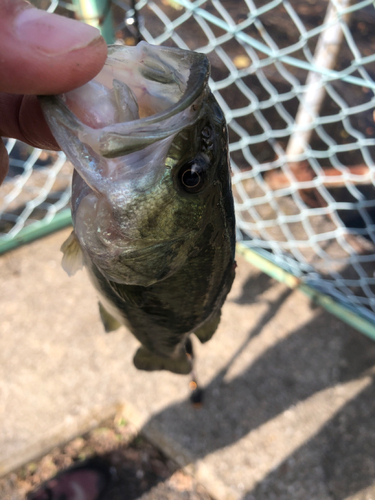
0, 0, 108, 184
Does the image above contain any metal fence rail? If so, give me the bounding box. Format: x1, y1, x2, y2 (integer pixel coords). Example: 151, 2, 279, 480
2, 0, 375, 333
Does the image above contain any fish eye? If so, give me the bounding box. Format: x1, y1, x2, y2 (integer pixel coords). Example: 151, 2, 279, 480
178, 158, 208, 193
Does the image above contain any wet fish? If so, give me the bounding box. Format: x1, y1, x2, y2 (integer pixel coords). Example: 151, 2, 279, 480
40, 42, 236, 374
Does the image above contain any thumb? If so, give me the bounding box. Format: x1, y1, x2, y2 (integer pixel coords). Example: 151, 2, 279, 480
0, 0, 108, 95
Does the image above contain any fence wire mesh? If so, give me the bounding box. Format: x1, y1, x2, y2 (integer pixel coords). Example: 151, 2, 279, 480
2, 0, 375, 325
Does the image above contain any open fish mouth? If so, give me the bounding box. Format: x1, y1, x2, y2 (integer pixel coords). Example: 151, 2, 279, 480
39, 42, 210, 161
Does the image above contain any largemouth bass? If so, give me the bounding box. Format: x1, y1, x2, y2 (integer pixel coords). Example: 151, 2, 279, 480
40, 42, 235, 374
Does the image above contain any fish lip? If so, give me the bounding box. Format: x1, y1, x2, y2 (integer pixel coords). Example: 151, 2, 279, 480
38, 42, 210, 159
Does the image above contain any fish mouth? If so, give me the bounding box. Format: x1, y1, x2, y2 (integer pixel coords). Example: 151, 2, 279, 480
39, 42, 210, 159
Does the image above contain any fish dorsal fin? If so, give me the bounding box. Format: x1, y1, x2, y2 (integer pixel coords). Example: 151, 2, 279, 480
60, 231, 84, 276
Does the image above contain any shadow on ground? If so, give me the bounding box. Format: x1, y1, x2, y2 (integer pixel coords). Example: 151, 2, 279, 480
139, 271, 375, 499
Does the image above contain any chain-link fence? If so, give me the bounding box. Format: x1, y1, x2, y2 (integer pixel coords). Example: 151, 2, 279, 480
2, 0, 375, 333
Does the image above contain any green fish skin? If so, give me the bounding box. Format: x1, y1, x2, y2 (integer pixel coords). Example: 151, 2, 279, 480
40, 43, 235, 374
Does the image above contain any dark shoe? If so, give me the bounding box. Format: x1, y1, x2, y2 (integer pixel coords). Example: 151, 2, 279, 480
27, 458, 114, 500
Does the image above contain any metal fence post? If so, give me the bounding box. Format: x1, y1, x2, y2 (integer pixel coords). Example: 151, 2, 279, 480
285, 0, 352, 159
72, 0, 115, 44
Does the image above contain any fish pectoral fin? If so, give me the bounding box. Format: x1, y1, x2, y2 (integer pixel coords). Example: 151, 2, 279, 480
133, 346, 192, 374
98, 302, 122, 333
194, 311, 221, 344
60, 231, 84, 276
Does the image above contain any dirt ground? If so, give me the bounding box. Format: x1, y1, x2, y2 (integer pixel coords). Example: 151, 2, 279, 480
0, 414, 212, 500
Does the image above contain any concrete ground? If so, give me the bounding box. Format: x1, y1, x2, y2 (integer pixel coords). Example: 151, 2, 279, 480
1, 228, 375, 500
